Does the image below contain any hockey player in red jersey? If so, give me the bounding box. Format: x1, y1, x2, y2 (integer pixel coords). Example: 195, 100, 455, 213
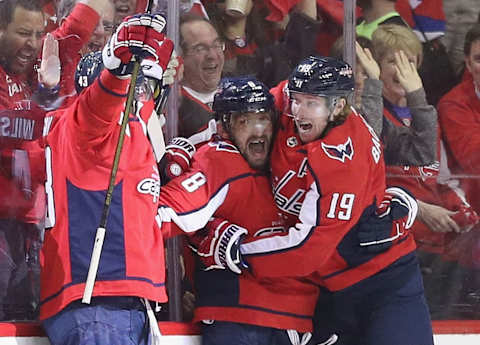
158, 76, 321, 345
210, 56, 434, 345
39, 13, 174, 345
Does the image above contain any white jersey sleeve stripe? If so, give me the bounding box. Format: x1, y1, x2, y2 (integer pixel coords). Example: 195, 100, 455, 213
157, 184, 229, 233
241, 182, 319, 255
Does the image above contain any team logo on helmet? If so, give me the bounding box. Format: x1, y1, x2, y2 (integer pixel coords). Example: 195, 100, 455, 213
213, 76, 275, 121
339, 66, 353, 77
321, 137, 354, 163
288, 56, 355, 96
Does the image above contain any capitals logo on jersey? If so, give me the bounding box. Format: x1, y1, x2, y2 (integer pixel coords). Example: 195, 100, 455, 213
321, 137, 354, 163
137, 165, 160, 203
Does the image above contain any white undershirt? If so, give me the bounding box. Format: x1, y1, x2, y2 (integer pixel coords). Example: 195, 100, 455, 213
182, 86, 216, 109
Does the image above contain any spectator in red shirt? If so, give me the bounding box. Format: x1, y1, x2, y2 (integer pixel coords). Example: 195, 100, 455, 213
0, 0, 46, 321
439, 23, 480, 217
0, 0, 45, 110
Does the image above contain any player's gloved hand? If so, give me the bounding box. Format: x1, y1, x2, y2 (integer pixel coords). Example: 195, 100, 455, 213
141, 51, 178, 85
189, 217, 248, 274
159, 137, 196, 183
451, 204, 480, 232
358, 186, 418, 253
102, 13, 174, 76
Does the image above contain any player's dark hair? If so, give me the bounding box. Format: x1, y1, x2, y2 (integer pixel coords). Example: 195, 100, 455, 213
464, 23, 480, 56
0, 0, 43, 29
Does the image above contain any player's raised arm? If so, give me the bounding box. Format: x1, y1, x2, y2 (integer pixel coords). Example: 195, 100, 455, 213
71, 14, 173, 138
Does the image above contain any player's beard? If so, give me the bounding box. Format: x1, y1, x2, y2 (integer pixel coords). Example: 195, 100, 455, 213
230, 136, 273, 172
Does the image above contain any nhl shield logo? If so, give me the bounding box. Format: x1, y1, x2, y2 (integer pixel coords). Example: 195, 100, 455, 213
321, 137, 354, 163
286, 136, 298, 147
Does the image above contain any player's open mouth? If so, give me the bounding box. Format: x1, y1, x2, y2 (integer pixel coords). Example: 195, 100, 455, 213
248, 139, 266, 154
16, 52, 34, 66
297, 121, 312, 132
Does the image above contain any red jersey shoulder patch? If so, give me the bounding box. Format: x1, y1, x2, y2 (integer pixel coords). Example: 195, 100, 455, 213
321, 137, 354, 163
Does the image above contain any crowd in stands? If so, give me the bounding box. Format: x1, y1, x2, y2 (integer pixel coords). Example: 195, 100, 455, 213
1, 0, 480, 325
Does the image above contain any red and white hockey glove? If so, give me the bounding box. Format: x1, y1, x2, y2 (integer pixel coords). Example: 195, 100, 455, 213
102, 13, 174, 76
189, 218, 248, 274
159, 137, 196, 183
358, 186, 418, 253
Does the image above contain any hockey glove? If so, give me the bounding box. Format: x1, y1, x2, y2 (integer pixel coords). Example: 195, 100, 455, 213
159, 137, 196, 183
141, 51, 179, 88
102, 13, 174, 76
358, 186, 418, 253
189, 218, 248, 274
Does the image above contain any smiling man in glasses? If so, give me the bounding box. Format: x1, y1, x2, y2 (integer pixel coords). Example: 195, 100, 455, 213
178, 13, 226, 139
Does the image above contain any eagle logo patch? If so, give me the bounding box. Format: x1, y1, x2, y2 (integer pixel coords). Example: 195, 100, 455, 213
321, 137, 354, 163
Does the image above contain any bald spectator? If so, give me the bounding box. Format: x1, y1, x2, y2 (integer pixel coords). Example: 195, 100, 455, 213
178, 14, 225, 138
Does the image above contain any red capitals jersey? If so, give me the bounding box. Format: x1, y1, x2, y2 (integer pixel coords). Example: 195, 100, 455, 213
0, 65, 34, 111
0, 55, 44, 224
158, 140, 319, 332
242, 110, 417, 291
40, 70, 167, 320
0, 105, 46, 223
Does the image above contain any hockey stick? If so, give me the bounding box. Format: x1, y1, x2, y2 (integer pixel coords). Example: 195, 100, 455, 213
82, 59, 142, 304
82, 0, 165, 304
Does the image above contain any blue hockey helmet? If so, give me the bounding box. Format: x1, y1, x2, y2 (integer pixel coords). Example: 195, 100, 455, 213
74, 51, 104, 94
75, 51, 152, 102
288, 56, 354, 97
213, 76, 275, 129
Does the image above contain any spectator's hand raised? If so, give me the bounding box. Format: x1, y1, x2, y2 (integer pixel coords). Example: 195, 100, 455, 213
394, 50, 422, 93
355, 41, 380, 80
38, 33, 60, 89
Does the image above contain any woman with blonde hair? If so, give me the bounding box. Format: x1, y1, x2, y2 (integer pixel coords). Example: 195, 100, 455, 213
371, 23, 479, 319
